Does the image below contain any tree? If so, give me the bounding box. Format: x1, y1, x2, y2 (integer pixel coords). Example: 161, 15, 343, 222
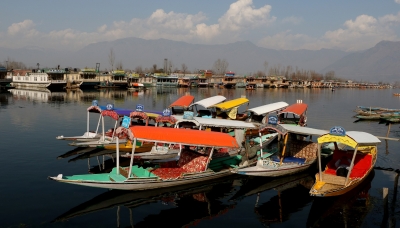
153, 64, 157, 74
212, 59, 229, 76
264, 61, 268, 75
135, 66, 143, 73
116, 61, 123, 70
108, 48, 115, 71
181, 63, 188, 76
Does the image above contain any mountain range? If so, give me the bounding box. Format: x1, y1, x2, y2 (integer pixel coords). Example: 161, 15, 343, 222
1, 38, 399, 83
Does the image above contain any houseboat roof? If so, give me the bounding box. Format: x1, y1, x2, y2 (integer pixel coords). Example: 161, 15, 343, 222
279, 103, 308, 116
211, 98, 249, 111
169, 95, 195, 108
128, 126, 239, 148
248, 102, 289, 115
189, 95, 226, 109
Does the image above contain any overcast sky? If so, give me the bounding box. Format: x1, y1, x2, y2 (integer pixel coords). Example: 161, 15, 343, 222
2, 0, 400, 52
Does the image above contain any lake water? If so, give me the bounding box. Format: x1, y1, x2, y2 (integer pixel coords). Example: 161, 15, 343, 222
1, 87, 400, 227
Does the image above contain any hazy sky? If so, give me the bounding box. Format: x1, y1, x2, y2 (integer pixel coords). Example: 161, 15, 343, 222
2, 0, 400, 52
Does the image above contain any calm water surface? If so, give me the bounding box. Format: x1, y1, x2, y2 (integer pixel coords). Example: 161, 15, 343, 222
1, 87, 400, 227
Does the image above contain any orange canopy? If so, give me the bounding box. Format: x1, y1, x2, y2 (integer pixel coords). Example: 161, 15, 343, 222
279, 103, 308, 116
129, 126, 239, 148
169, 95, 195, 108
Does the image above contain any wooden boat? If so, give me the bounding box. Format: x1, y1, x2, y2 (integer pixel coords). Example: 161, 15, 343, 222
189, 95, 226, 118
355, 114, 381, 120
211, 97, 250, 120
278, 100, 308, 126
232, 124, 329, 177
309, 126, 380, 197
247, 101, 289, 124
393, 93, 400, 96
169, 94, 195, 115
57, 101, 131, 142
49, 126, 242, 190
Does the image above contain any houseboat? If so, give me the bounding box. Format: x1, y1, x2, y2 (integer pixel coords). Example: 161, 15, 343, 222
0, 67, 12, 88
155, 75, 178, 87
79, 68, 100, 88
197, 77, 209, 87
246, 77, 264, 88
178, 77, 191, 87
11, 69, 67, 90
109, 70, 128, 88
223, 71, 236, 88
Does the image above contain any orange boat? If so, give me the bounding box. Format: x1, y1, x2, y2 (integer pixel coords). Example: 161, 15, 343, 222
278, 101, 308, 126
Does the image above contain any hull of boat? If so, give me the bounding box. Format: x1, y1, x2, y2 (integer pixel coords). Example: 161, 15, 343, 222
49, 170, 233, 191
234, 162, 314, 177
56, 132, 102, 141
69, 138, 128, 147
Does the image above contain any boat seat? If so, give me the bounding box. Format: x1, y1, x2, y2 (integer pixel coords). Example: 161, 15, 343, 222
325, 150, 372, 178
150, 150, 208, 180
286, 139, 318, 162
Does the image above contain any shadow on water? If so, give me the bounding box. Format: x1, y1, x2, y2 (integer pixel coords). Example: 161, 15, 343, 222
231, 172, 315, 226
52, 175, 246, 227
306, 170, 375, 228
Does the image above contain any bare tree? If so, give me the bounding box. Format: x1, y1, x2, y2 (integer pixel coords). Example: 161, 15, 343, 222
108, 48, 115, 71
116, 61, 123, 70
264, 61, 268, 75
135, 66, 143, 73
181, 63, 188, 76
168, 60, 173, 75
212, 59, 229, 76
153, 64, 157, 74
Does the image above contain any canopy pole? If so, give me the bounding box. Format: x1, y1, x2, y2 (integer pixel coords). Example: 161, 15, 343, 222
345, 146, 359, 186
279, 133, 289, 165
128, 138, 137, 178
318, 144, 322, 181
116, 137, 120, 174
111, 119, 118, 139
102, 115, 105, 141
86, 111, 89, 137
95, 114, 102, 134
259, 131, 263, 158
205, 147, 215, 171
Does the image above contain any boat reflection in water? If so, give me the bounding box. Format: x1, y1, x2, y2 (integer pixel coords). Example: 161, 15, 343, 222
52, 175, 246, 227
307, 170, 375, 228
231, 172, 315, 226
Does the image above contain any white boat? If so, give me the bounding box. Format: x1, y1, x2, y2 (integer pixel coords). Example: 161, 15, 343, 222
232, 124, 330, 177
247, 101, 289, 124
309, 127, 380, 197
49, 126, 242, 190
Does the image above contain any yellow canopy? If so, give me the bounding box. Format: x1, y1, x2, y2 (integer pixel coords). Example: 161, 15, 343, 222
212, 98, 249, 111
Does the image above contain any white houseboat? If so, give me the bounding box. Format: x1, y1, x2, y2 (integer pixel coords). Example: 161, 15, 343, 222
11, 69, 66, 90
155, 75, 178, 87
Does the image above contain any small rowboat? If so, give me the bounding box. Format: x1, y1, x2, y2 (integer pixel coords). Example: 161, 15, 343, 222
309, 126, 380, 197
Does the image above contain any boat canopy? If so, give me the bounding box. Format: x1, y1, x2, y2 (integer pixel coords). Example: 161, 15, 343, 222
211, 98, 249, 111
259, 123, 328, 136
279, 103, 308, 116
248, 102, 289, 115
129, 126, 239, 148
318, 131, 381, 148
169, 95, 195, 108
189, 95, 226, 109
175, 117, 257, 129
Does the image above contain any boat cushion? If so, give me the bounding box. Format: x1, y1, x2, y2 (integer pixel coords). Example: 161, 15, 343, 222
271, 156, 306, 164
150, 150, 208, 180
325, 150, 372, 178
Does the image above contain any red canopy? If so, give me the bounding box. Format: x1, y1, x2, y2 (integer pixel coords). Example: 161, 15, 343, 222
129, 126, 239, 148
169, 95, 195, 108
279, 103, 308, 116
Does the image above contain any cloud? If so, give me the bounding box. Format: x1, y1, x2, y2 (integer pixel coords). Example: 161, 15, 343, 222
8, 20, 36, 36
281, 16, 303, 25
395, 0, 400, 4
219, 0, 275, 31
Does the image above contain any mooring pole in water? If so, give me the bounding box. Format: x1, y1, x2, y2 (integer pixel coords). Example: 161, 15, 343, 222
382, 187, 389, 228
390, 173, 399, 228
386, 123, 392, 137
